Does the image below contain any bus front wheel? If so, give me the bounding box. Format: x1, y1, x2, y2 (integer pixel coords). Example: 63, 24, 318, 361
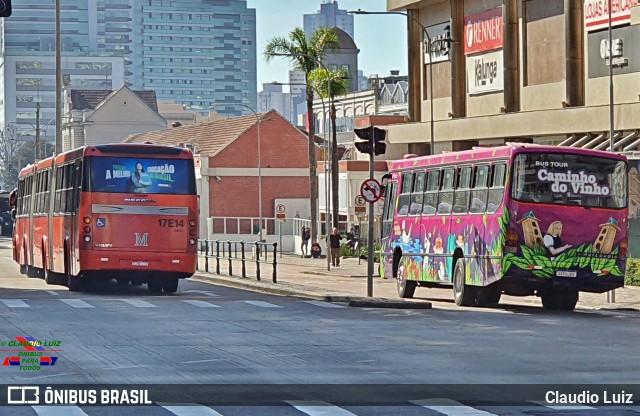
453, 258, 476, 307
396, 264, 416, 298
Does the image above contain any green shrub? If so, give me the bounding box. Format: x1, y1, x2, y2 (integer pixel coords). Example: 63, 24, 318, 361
625, 258, 640, 286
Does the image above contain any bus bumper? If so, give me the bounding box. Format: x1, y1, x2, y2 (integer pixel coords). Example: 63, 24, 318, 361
79, 250, 196, 275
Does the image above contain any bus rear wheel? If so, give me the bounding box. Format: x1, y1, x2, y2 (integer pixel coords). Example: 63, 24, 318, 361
453, 258, 476, 307
148, 280, 163, 293
67, 275, 85, 292
476, 285, 501, 307
541, 290, 578, 311
162, 278, 179, 293
396, 264, 416, 298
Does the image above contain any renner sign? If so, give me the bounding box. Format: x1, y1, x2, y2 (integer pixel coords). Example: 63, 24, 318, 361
464, 7, 503, 55
584, 0, 639, 31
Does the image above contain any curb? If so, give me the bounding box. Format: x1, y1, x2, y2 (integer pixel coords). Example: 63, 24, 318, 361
190, 272, 433, 309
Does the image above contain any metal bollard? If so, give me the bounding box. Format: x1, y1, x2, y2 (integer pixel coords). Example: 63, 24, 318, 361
272, 242, 277, 283
204, 240, 209, 272
255, 241, 261, 281
241, 241, 246, 278
215, 241, 220, 275
227, 241, 232, 276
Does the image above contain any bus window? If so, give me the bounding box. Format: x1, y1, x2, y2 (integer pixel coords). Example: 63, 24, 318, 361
453, 166, 472, 214
382, 181, 397, 239
55, 166, 64, 214
487, 163, 506, 213
437, 168, 455, 214
470, 165, 489, 213
422, 170, 440, 216
410, 170, 426, 215
398, 172, 414, 216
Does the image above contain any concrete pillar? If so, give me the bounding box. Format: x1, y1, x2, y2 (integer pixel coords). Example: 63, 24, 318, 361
407, 9, 422, 122
503, 0, 520, 112
451, 0, 466, 118
565, 0, 584, 107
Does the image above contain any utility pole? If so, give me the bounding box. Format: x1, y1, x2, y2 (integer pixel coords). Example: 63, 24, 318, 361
366, 125, 375, 297
55, 0, 62, 154
35, 102, 41, 161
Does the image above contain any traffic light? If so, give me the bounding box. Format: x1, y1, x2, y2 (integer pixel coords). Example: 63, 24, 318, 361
354, 126, 387, 156
0, 0, 11, 17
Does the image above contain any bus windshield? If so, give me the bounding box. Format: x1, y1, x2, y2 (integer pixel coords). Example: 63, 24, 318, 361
85, 156, 196, 195
511, 153, 627, 208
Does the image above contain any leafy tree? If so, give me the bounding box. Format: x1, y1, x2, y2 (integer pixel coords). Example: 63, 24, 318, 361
264, 27, 339, 242
309, 67, 350, 228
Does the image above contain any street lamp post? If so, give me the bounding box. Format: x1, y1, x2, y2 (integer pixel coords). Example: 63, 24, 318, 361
350, 9, 437, 156
211, 103, 263, 238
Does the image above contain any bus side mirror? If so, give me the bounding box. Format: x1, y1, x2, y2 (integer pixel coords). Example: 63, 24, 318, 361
9, 189, 17, 208
11, 209, 16, 221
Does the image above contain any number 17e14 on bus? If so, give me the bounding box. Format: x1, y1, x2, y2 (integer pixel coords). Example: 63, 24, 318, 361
380, 144, 628, 311
11, 144, 198, 293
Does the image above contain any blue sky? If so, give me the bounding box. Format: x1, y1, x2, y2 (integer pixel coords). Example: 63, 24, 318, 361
245, 0, 408, 92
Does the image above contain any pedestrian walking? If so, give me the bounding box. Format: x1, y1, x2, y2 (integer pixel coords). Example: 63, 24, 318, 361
329, 227, 342, 267
301, 226, 310, 257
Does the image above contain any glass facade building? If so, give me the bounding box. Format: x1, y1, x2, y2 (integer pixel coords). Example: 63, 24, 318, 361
0, 0, 257, 137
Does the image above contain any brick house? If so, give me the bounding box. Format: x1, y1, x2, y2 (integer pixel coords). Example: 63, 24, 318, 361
124, 109, 322, 239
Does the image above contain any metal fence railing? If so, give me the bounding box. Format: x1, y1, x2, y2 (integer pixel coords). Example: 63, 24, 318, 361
198, 239, 278, 283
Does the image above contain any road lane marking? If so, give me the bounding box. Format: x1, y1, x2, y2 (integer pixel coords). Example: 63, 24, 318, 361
1, 299, 29, 308
159, 403, 224, 416
285, 400, 357, 416
180, 300, 220, 308
243, 300, 281, 308
47, 291, 59, 296
302, 300, 346, 308
60, 299, 94, 309
412, 398, 496, 415
119, 299, 157, 308
529, 400, 596, 410
180, 359, 220, 364
33, 406, 89, 415
184, 290, 219, 297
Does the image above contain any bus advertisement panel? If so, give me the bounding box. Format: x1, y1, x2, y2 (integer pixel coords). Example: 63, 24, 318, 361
12, 144, 198, 293
380, 145, 627, 311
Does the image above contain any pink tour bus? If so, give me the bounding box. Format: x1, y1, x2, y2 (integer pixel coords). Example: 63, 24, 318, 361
379, 144, 628, 310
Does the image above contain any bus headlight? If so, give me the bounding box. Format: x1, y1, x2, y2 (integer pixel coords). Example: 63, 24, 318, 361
84, 235, 91, 242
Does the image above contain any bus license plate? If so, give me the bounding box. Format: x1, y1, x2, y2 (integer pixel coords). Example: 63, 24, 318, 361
556, 270, 577, 277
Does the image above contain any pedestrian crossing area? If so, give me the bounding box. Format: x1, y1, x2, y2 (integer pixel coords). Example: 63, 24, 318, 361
0, 295, 348, 311
10, 399, 640, 416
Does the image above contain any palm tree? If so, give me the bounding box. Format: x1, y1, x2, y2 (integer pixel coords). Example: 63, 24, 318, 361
309, 67, 350, 229
264, 27, 339, 243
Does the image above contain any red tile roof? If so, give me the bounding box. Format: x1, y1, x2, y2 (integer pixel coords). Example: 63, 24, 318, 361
124, 111, 269, 156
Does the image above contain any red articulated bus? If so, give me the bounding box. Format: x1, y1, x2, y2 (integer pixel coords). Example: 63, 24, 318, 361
11, 144, 198, 292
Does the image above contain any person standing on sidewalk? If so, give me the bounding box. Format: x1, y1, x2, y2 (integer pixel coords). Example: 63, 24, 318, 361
300, 226, 310, 257
329, 227, 342, 267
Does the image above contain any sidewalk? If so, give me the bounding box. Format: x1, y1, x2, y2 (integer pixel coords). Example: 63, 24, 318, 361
194, 253, 640, 311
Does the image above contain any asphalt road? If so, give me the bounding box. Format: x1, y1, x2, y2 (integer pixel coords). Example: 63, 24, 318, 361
1, 238, 639, 415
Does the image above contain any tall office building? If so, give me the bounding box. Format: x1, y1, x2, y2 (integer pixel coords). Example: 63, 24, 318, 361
288, 1, 356, 125
133, 0, 257, 116
303, 0, 353, 40
0, 0, 258, 140
0, 1, 123, 140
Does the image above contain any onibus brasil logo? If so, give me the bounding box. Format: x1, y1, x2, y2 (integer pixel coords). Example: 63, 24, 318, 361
1, 336, 61, 371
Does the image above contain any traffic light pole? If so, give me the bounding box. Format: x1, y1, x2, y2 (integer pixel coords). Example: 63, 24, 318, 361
367, 125, 374, 297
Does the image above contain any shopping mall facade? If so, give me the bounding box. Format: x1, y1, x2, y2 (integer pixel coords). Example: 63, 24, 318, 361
384, 0, 640, 153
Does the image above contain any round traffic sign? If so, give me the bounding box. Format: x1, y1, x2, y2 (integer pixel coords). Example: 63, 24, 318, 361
354, 195, 366, 207
276, 204, 286, 214
360, 178, 382, 203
